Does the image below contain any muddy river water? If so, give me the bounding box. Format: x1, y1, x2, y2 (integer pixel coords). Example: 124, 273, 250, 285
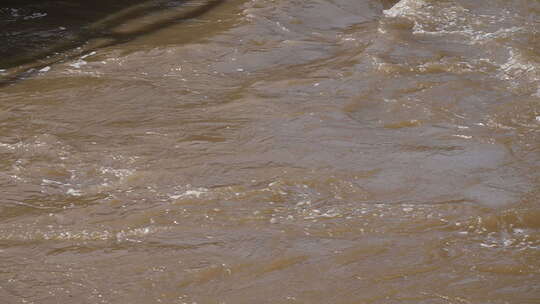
0, 0, 539, 303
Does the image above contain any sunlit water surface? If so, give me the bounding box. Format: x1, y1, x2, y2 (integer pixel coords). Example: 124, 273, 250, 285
1, 0, 539, 303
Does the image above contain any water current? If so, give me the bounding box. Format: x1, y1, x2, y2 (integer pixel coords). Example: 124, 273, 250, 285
1, 0, 539, 303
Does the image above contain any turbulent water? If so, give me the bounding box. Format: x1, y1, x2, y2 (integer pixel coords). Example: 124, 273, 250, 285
1, 0, 539, 303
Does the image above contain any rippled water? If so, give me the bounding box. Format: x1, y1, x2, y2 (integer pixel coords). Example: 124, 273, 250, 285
1, 0, 539, 303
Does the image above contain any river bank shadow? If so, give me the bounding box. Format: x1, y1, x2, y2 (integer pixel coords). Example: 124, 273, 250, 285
0, 0, 224, 85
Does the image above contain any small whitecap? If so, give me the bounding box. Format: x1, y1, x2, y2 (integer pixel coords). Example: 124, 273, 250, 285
383, 0, 427, 18
169, 188, 209, 199
69, 60, 87, 68
23, 12, 47, 20
66, 188, 82, 196
480, 243, 496, 248
503, 239, 514, 247
42, 179, 64, 185
80, 51, 97, 59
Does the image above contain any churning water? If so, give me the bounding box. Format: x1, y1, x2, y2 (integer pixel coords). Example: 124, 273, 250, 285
1, 0, 539, 303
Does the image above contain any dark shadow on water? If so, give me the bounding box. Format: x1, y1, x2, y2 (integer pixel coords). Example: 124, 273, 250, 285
0, 0, 225, 86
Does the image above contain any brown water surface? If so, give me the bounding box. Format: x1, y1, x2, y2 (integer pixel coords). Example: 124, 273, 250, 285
1, 0, 539, 303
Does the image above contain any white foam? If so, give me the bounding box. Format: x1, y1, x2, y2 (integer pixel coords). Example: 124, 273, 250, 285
384, 0, 520, 46
497, 48, 539, 93
81, 51, 97, 59
499, 49, 537, 79
69, 60, 87, 68
9, 8, 20, 17
66, 188, 82, 196
0, 224, 170, 242
169, 188, 209, 199
383, 0, 539, 94
99, 167, 134, 179
383, 0, 426, 18
23, 12, 47, 20
453, 135, 472, 139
